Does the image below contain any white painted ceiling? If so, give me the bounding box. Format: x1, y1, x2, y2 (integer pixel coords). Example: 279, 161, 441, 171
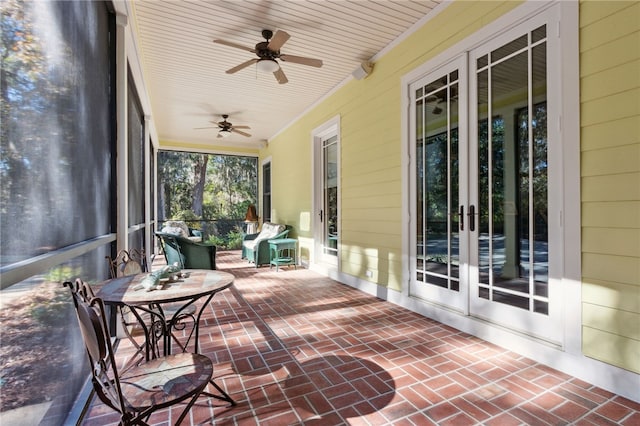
131, 0, 443, 149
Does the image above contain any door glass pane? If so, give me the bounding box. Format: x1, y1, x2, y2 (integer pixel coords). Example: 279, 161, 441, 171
491, 34, 527, 62
426, 87, 447, 285
477, 69, 491, 292
449, 83, 460, 290
477, 54, 488, 69
416, 99, 425, 272
492, 51, 527, 292
415, 71, 459, 291
532, 25, 546, 43
532, 41, 548, 302
323, 136, 338, 256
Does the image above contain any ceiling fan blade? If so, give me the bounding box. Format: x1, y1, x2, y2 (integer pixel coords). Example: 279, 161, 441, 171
232, 128, 252, 137
194, 126, 218, 130
226, 59, 258, 74
231, 125, 251, 129
279, 54, 323, 68
267, 30, 290, 51
274, 67, 288, 84
213, 39, 256, 53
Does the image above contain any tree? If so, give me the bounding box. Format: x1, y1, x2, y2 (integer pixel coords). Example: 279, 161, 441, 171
1, 0, 45, 222
206, 155, 257, 218
157, 151, 195, 220
157, 151, 257, 238
192, 155, 208, 217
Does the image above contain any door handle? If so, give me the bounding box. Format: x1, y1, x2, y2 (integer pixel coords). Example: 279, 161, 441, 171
459, 205, 464, 231
468, 205, 475, 232
319, 210, 323, 222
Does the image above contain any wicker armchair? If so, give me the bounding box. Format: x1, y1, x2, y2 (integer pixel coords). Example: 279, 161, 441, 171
241, 223, 290, 267
156, 232, 217, 270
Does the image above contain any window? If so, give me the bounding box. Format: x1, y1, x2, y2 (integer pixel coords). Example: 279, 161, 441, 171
0, 0, 115, 420
263, 161, 272, 223
157, 151, 257, 245
128, 72, 145, 249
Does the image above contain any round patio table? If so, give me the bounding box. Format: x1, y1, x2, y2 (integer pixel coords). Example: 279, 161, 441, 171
95, 269, 236, 404
95, 269, 234, 358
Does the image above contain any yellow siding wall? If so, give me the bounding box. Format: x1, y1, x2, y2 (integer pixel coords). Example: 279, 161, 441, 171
259, 0, 639, 373
261, 0, 520, 291
579, 1, 640, 373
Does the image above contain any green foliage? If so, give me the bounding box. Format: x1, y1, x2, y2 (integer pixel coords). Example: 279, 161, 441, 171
44, 265, 82, 282
29, 288, 69, 327
204, 225, 244, 249
226, 226, 244, 250
427, 254, 448, 263
158, 151, 257, 223
206, 234, 226, 248
175, 210, 199, 220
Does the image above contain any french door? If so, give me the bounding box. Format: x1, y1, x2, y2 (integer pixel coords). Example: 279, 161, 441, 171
410, 13, 562, 342
410, 56, 469, 313
313, 118, 340, 269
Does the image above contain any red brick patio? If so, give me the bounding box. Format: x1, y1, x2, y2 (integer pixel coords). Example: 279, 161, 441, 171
81, 250, 640, 425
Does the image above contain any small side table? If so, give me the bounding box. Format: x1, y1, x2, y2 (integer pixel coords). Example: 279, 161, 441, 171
268, 238, 297, 271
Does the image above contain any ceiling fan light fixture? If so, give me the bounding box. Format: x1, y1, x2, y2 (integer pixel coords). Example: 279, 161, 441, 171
256, 59, 280, 73
219, 129, 232, 138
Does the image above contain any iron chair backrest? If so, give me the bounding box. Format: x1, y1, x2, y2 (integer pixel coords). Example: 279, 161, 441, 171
105, 249, 147, 357
106, 249, 147, 279
64, 279, 128, 417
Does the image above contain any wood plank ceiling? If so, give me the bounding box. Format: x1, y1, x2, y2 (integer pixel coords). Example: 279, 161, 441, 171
131, 0, 443, 149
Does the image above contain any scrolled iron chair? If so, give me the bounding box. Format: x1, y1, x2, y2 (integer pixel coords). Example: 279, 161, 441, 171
64, 278, 213, 425
105, 249, 197, 359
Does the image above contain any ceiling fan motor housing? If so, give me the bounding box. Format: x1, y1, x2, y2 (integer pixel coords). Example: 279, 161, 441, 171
255, 41, 279, 59
219, 115, 233, 130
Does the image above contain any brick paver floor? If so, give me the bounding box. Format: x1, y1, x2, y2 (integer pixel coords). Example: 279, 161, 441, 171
82, 250, 640, 425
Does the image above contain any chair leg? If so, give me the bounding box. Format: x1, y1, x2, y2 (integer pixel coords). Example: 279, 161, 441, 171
204, 379, 236, 405
118, 307, 146, 370
174, 392, 203, 425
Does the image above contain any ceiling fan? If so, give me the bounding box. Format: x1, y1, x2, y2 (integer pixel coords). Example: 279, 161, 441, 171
213, 29, 323, 84
194, 115, 251, 138
426, 90, 459, 115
